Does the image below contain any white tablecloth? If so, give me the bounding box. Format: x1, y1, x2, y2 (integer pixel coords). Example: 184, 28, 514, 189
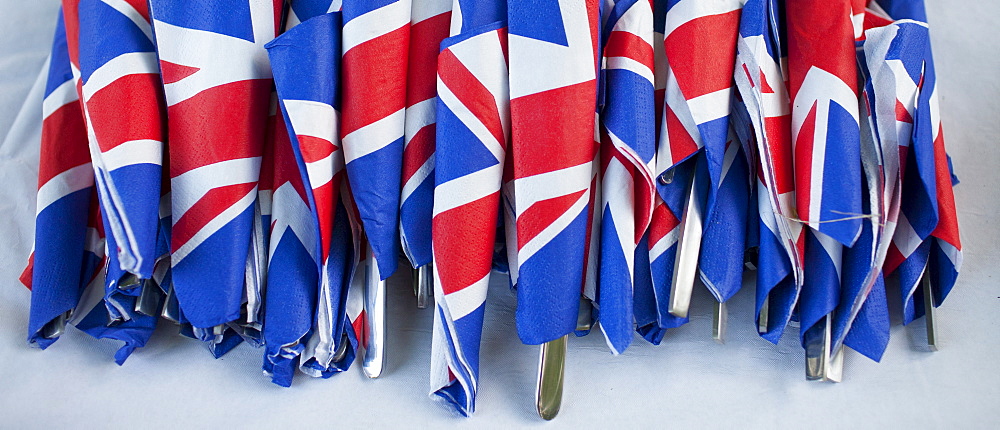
1, 1, 998, 427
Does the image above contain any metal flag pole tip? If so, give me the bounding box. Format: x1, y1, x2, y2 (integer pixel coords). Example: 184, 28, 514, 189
536, 335, 567, 421
414, 263, 432, 309
363, 244, 386, 379
713, 301, 727, 344
922, 271, 938, 351
668, 173, 704, 319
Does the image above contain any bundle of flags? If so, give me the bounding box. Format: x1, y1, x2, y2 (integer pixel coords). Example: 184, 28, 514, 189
19, 0, 961, 418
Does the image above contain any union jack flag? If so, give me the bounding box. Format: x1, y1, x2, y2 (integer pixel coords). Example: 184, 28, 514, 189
631, 0, 690, 344
824, 10, 912, 362
24, 13, 95, 348
596, 0, 657, 355
147, 0, 282, 334
786, 0, 862, 345
340, 0, 411, 279
265, 5, 360, 384
873, 0, 962, 327
506, 0, 600, 345
75, 0, 165, 284
656, 0, 747, 312
25, 8, 158, 363
399, 0, 451, 269
640, 196, 689, 343
430, 0, 508, 414
72, 0, 166, 350
732, 0, 804, 343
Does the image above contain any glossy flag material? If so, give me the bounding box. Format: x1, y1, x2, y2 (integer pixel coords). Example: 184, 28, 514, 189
733, 0, 804, 343
507, 0, 600, 345
786, 0, 862, 345
596, 0, 657, 355
399, 0, 451, 269
874, 0, 962, 326
148, 0, 282, 335
430, 0, 508, 414
340, 0, 411, 279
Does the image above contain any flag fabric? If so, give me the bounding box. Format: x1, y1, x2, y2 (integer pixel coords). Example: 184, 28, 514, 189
72, 0, 166, 355
732, 0, 805, 343
26, 8, 157, 363
640, 196, 689, 343
24, 12, 96, 348
18, 0, 965, 403
429, 0, 509, 415
633, 0, 691, 344
76, 0, 165, 283
596, 0, 657, 355
147, 0, 282, 337
399, 0, 452, 269
265, 5, 360, 385
660, 0, 747, 307
506, 0, 600, 346
785, 0, 863, 345
873, 0, 962, 326
824, 11, 916, 361
340, 0, 411, 279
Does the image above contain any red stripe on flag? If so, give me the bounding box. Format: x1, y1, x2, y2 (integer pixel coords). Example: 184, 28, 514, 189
605, 30, 654, 70
171, 182, 257, 250
510, 81, 597, 179
341, 25, 410, 136
167, 79, 272, 176
895, 99, 913, 123
648, 200, 679, 246
516, 190, 588, 250
665, 9, 741, 99
402, 125, 435, 182
85, 73, 165, 152
794, 101, 818, 222
406, 12, 451, 105
763, 115, 795, 194
438, 48, 506, 149
665, 106, 699, 165
159, 60, 200, 85
433, 195, 498, 295
297, 135, 337, 163
38, 102, 90, 187
930, 125, 960, 249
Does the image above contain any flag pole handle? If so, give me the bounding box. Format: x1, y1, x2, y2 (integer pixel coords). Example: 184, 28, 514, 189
363, 244, 386, 378
536, 335, 567, 421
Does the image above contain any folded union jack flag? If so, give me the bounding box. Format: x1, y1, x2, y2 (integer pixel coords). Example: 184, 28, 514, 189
148, 0, 282, 335
596, 0, 657, 355
76, 0, 165, 283
786, 0, 863, 346
26, 8, 157, 363
430, 0, 508, 415
340, 0, 411, 279
872, 0, 962, 327
733, 0, 804, 343
265, 5, 360, 384
24, 11, 96, 348
507, 0, 600, 345
399, 0, 451, 269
